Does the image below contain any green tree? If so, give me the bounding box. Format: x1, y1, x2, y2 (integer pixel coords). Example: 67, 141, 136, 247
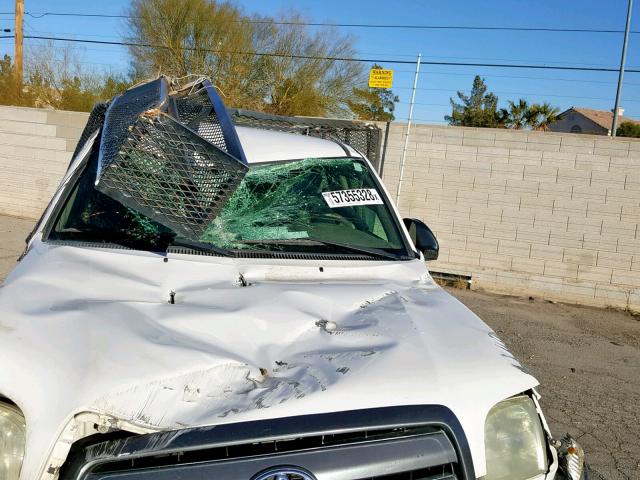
616, 122, 640, 138
501, 99, 531, 129
346, 65, 399, 121
96, 75, 133, 101
445, 75, 502, 127
0, 55, 36, 107
126, 1, 363, 117
528, 102, 560, 131
57, 77, 97, 112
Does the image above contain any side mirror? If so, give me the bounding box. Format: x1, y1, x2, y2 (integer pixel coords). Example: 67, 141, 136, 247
403, 218, 439, 260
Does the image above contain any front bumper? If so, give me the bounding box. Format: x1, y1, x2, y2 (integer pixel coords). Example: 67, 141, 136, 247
52, 406, 587, 480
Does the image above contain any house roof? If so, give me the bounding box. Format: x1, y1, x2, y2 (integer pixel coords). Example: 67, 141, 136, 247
561, 107, 640, 130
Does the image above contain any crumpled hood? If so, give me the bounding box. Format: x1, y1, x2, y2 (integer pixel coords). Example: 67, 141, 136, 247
0, 242, 537, 479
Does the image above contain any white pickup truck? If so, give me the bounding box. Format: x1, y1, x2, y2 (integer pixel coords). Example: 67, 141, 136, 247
0, 78, 586, 480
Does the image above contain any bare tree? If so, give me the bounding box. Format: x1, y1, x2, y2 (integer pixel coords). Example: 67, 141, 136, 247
17, 42, 132, 111
24, 42, 86, 108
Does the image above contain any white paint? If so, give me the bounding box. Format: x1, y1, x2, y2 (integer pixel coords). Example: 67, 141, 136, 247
0, 245, 538, 479
1, 128, 544, 479
235, 126, 359, 163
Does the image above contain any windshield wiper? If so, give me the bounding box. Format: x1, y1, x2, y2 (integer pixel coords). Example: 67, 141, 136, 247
168, 238, 232, 257
242, 238, 400, 260
306, 238, 401, 260
53, 228, 164, 252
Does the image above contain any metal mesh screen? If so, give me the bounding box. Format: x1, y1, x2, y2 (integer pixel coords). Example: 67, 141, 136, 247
175, 89, 228, 151
228, 109, 382, 168
70, 102, 108, 165
98, 78, 164, 180
94, 77, 248, 240
96, 114, 247, 240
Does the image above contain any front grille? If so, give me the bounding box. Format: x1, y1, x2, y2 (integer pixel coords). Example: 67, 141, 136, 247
61, 406, 473, 480
88, 426, 446, 474
360, 464, 456, 480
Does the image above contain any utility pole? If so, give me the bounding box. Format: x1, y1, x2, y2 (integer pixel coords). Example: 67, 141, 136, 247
14, 0, 24, 87
612, 0, 633, 137
395, 53, 421, 206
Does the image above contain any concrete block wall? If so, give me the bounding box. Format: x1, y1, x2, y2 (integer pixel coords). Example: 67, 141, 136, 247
0, 106, 88, 218
381, 123, 640, 311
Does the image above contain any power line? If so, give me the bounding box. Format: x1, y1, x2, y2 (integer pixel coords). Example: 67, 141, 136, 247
23, 31, 633, 68
394, 88, 640, 102
14, 44, 637, 107
394, 71, 640, 86
18, 35, 640, 74
18, 44, 639, 90
1, 11, 639, 34
17, 30, 463, 60
392, 54, 638, 69
17, 27, 640, 69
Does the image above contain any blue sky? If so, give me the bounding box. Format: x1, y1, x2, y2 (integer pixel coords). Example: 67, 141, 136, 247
1, 0, 638, 124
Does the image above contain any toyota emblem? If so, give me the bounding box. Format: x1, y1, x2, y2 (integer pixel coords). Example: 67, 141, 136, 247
251, 466, 317, 480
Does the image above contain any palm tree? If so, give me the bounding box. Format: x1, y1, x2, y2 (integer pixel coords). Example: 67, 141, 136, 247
528, 103, 560, 131
501, 99, 530, 129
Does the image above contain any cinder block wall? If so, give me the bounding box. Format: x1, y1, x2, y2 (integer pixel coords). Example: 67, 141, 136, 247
0, 106, 88, 218
381, 123, 640, 311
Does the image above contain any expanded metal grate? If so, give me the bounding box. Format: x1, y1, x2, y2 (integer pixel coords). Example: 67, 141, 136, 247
97, 78, 164, 180
175, 90, 228, 151
97, 113, 247, 240
94, 77, 248, 240
228, 108, 382, 167
69, 102, 108, 165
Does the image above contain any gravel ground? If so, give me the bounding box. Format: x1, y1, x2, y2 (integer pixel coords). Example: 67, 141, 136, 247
447, 287, 640, 480
1, 215, 638, 479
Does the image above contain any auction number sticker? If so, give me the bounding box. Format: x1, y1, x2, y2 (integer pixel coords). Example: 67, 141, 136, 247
322, 188, 384, 208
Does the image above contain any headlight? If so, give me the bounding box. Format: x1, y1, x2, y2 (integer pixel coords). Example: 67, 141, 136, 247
0, 401, 26, 480
482, 395, 548, 480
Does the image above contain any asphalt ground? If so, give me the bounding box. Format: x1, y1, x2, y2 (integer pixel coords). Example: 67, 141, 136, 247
1, 215, 638, 479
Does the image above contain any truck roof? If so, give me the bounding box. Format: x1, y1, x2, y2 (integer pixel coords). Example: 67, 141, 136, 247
235, 126, 361, 164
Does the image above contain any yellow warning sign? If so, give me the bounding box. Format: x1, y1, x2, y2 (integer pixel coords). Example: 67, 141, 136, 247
368, 68, 393, 88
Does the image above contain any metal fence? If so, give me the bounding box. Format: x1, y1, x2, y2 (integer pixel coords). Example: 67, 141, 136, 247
228, 109, 383, 170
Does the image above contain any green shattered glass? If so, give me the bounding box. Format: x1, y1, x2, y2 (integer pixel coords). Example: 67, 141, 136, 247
201, 157, 403, 250
52, 155, 404, 254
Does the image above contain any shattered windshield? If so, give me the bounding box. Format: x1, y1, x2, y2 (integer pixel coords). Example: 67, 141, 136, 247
49, 156, 410, 259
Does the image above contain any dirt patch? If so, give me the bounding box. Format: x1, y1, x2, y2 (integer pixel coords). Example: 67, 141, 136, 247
447, 287, 640, 480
